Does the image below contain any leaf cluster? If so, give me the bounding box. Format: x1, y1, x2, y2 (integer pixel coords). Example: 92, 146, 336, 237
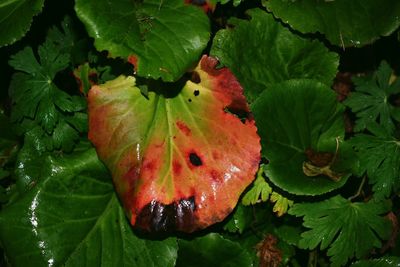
1, 0, 400, 267
8, 18, 87, 152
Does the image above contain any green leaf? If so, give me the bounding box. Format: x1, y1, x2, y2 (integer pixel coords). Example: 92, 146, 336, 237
210, 8, 338, 102
75, 0, 210, 82
46, 16, 88, 65
13, 128, 47, 193
0, 169, 9, 180
263, 0, 400, 47
210, 0, 243, 6
350, 122, 400, 199
0, 147, 178, 267
223, 203, 254, 234
0, 112, 19, 167
274, 225, 301, 247
251, 79, 356, 195
351, 256, 400, 267
0, 0, 45, 47
344, 61, 400, 133
242, 166, 293, 217
289, 196, 392, 267
88, 56, 260, 232
8, 34, 87, 152
270, 192, 293, 217
176, 233, 253, 267
242, 165, 272, 206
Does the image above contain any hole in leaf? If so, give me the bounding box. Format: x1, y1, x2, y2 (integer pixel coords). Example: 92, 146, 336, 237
224, 106, 250, 124
194, 90, 200, 96
189, 152, 202, 166
190, 71, 201, 84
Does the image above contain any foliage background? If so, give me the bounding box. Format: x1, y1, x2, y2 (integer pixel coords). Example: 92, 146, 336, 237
0, 0, 400, 266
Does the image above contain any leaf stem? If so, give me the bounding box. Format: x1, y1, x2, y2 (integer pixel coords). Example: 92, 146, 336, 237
307, 250, 318, 267
348, 175, 367, 201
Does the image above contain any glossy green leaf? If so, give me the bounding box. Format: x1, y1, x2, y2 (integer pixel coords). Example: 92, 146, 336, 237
0, 146, 178, 267
264, 0, 400, 47
176, 233, 253, 267
88, 56, 261, 232
251, 79, 356, 195
13, 129, 46, 194
350, 122, 400, 199
0, 0, 44, 47
211, 8, 338, 102
75, 0, 210, 82
289, 196, 392, 267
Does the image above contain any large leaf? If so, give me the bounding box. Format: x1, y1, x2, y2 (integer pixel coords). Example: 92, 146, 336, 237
210, 8, 338, 102
264, 0, 400, 47
0, 0, 44, 47
0, 146, 178, 267
176, 233, 254, 267
289, 196, 392, 266
88, 55, 261, 232
75, 0, 210, 82
344, 61, 400, 133
251, 79, 356, 195
350, 123, 400, 199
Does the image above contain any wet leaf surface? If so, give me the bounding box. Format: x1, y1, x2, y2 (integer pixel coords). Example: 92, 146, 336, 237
264, 0, 400, 47
251, 79, 356, 195
75, 0, 210, 82
0, 146, 177, 267
211, 8, 338, 102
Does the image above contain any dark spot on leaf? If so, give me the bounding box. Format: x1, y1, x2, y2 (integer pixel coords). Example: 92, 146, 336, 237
194, 90, 200, 96
173, 160, 182, 175
189, 153, 202, 166
136, 197, 196, 232
190, 71, 201, 83
176, 121, 191, 136
188, 98, 192, 102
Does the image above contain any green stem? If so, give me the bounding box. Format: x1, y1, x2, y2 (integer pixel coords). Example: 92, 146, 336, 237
348, 176, 367, 201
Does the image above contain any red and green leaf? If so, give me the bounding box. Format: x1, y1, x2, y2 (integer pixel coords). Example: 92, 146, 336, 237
88, 55, 261, 232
